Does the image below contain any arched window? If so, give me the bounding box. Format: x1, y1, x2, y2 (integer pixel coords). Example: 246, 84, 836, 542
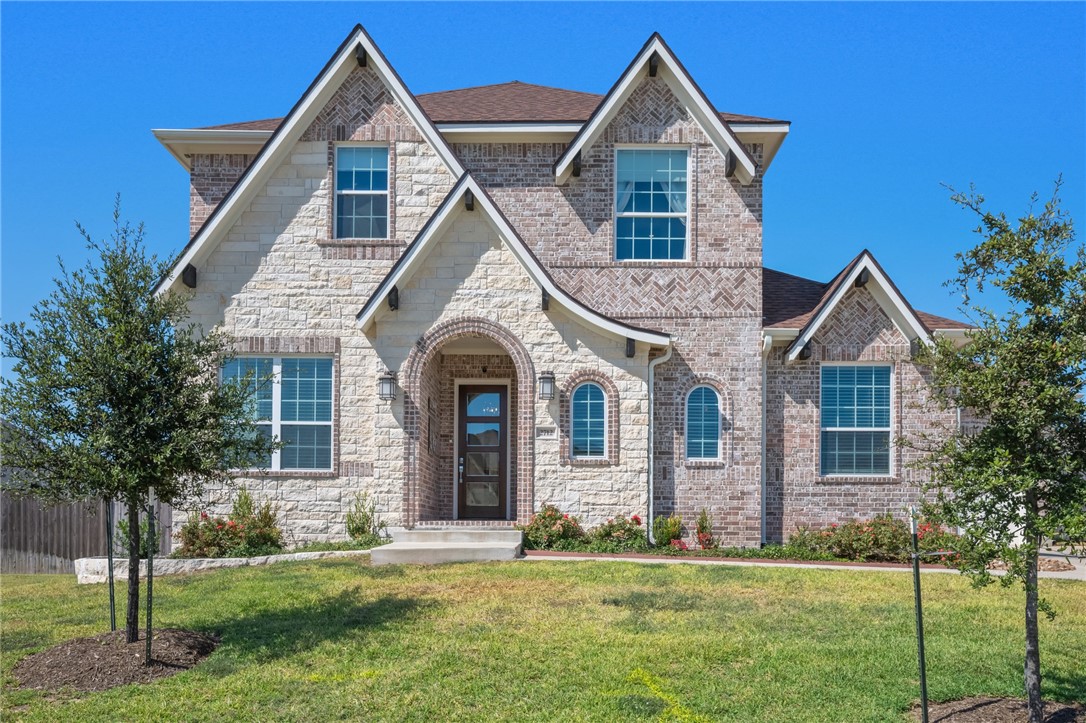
686, 385, 721, 460
571, 382, 606, 458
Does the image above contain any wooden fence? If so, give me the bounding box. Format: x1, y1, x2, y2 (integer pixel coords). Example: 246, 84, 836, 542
1, 494, 173, 574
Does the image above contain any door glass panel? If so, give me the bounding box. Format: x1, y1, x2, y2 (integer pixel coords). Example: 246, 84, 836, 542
466, 481, 500, 507
466, 452, 499, 477
466, 393, 501, 417
466, 422, 500, 446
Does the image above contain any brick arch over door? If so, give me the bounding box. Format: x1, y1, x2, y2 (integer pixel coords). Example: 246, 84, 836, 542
401, 317, 536, 526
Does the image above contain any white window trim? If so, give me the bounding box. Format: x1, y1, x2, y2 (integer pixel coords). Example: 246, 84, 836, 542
613, 144, 691, 263
224, 355, 335, 473
571, 381, 608, 460
684, 385, 722, 462
333, 143, 391, 241
819, 361, 894, 478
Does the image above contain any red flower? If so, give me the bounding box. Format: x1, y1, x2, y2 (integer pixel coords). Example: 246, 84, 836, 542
200, 511, 209, 520
228, 520, 237, 527
631, 515, 642, 526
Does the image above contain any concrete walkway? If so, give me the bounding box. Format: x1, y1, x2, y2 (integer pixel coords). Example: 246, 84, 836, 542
522, 550, 1086, 581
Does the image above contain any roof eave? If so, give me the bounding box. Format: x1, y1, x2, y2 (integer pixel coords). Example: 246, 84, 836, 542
357, 174, 670, 347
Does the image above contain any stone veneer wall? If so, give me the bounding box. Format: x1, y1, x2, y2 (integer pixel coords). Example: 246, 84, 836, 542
379, 212, 651, 528
180, 65, 455, 546
454, 77, 765, 546
763, 286, 956, 543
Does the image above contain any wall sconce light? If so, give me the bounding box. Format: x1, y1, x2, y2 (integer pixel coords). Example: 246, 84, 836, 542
538, 371, 555, 401
378, 370, 398, 401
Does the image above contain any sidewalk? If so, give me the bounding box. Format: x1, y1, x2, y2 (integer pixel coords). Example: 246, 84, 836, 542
522, 549, 1086, 581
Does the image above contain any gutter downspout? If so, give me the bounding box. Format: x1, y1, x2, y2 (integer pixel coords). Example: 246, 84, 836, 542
760, 332, 774, 546
647, 344, 673, 545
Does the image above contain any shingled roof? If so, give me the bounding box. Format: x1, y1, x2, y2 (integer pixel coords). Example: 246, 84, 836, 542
762, 267, 971, 331
197, 80, 786, 130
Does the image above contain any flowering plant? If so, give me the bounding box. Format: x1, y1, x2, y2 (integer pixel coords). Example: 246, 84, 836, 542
788, 513, 960, 563
517, 504, 585, 550
174, 487, 283, 558
593, 515, 648, 550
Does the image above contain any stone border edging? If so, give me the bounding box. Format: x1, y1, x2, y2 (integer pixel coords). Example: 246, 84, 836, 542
74, 549, 372, 584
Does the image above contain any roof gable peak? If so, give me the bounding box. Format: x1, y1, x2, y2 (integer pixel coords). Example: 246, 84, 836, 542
553, 32, 758, 186
155, 23, 463, 294
783, 250, 933, 362
356, 173, 669, 347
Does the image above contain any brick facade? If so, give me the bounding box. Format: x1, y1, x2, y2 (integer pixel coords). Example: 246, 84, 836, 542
763, 287, 957, 543
173, 35, 955, 550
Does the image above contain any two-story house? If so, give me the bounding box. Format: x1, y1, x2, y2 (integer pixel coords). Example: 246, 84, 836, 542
153, 25, 970, 548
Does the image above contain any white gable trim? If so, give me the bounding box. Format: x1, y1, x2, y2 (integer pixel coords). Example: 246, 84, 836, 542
155, 24, 464, 295
356, 175, 671, 347
784, 252, 932, 363
553, 34, 757, 186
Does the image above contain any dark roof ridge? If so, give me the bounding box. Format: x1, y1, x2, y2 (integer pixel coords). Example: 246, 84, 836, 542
418, 80, 602, 98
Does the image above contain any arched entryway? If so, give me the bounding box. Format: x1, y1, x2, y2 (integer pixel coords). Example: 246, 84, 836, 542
401, 317, 535, 526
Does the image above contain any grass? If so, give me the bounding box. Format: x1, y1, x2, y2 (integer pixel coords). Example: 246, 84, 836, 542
2, 560, 1084, 721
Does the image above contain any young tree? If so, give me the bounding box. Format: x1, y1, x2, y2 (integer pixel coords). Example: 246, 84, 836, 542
0, 202, 273, 644
917, 180, 1086, 723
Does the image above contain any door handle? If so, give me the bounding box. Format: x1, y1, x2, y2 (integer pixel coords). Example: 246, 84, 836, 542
458, 456, 465, 485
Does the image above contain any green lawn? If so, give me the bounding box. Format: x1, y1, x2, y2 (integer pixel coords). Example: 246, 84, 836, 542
2, 560, 1084, 721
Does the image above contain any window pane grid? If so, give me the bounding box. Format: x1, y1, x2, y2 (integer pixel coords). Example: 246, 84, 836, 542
571, 383, 606, 458
821, 366, 891, 475
335, 147, 388, 239
615, 149, 688, 261
223, 356, 334, 471
686, 386, 721, 460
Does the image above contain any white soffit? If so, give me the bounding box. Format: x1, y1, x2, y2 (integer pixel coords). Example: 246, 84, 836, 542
155, 24, 464, 295
553, 34, 758, 186
356, 174, 671, 347
784, 252, 932, 363
151, 129, 274, 171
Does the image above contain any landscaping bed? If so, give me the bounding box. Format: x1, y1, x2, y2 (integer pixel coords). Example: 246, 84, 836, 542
12, 628, 217, 693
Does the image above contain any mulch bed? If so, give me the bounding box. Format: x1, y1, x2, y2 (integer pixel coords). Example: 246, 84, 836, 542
12, 628, 218, 693
917, 697, 1085, 722
990, 558, 1077, 573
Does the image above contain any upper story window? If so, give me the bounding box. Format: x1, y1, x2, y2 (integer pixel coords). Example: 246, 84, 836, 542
571, 382, 606, 458
820, 365, 891, 476
686, 385, 721, 460
615, 148, 688, 261
335, 146, 389, 239
222, 357, 334, 471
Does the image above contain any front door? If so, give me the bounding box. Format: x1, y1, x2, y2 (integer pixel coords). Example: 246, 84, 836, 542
457, 385, 507, 519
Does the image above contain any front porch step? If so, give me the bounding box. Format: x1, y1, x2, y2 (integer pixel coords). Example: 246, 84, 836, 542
370, 528, 524, 566
392, 528, 523, 545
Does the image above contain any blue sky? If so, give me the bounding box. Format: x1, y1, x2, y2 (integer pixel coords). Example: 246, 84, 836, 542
2, 2, 1084, 354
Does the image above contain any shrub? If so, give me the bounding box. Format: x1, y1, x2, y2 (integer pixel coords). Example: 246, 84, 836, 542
112, 515, 159, 559
592, 515, 648, 551
518, 504, 585, 550
174, 487, 284, 558
695, 508, 715, 550
787, 513, 960, 564
653, 514, 683, 547
345, 492, 387, 547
